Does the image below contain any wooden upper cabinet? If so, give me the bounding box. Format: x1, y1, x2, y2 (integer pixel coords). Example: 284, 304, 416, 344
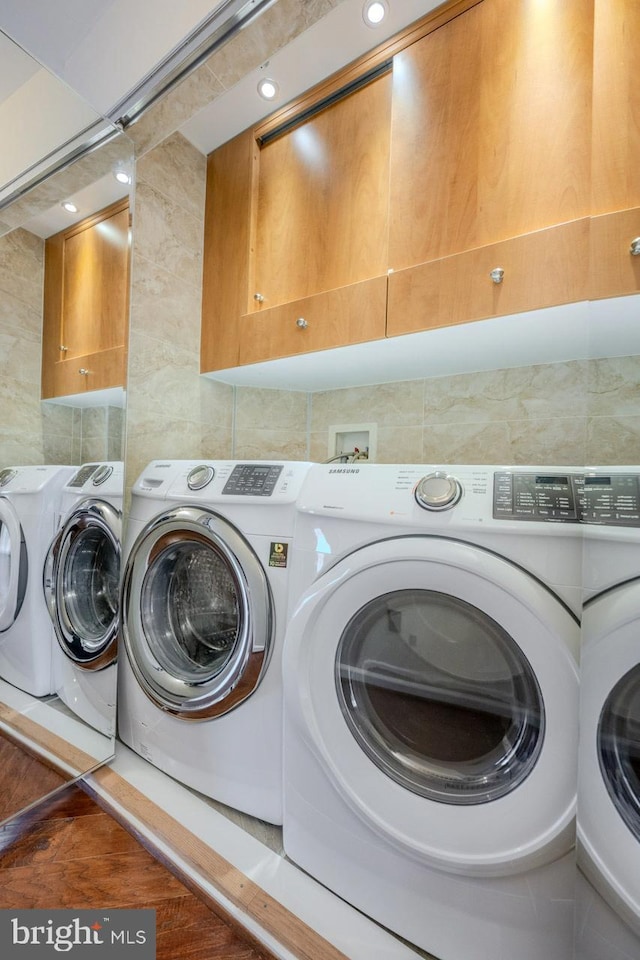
589, 0, 640, 301
386, 0, 594, 335
201, 130, 255, 372
42, 199, 130, 399
250, 71, 392, 310
201, 72, 392, 372
201, 0, 639, 371
591, 0, 640, 216
389, 0, 593, 269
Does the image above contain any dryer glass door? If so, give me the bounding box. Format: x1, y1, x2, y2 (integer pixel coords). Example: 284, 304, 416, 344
57, 501, 121, 666
337, 587, 543, 805
0, 498, 27, 633
123, 507, 273, 719
598, 663, 640, 842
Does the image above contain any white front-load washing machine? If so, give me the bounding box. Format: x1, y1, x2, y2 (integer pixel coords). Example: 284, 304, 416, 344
118, 459, 312, 825
43, 462, 123, 737
576, 467, 640, 954
0, 464, 77, 697
282, 463, 583, 960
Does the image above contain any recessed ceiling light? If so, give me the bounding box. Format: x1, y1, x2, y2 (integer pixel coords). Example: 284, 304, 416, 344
363, 0, 388, 27
258, 77, 279, 101
62, 201, 78, 213
113, 168, 132, 185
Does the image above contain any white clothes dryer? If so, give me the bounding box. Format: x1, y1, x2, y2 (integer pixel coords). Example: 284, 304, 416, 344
577, 467, 640, 948
118, 459, 312, 825
43, 462, 123, 737
0, 464, 77, 697
282, 463, 583, 960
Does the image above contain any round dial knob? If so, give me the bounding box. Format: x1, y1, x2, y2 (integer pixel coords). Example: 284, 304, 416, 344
415, 472, 462, 511
92, 464, 113, 486
187, 464, 215, 491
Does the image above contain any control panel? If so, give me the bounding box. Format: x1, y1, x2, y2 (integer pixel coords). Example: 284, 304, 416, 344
493, 472, 581, 522
581, 473, 640, 527
68, 464, 100, 487
221, 463, 283, 497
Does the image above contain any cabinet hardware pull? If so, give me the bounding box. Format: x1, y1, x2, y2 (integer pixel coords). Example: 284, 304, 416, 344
489, 267, 505, 284
630, 237, 640, 257
296, 318, 308, 329
59, 345, 68, 352
78, 368, 90, 376
254, 292, 265, 302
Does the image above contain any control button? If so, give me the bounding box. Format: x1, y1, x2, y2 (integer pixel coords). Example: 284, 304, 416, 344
415, 472, 463, 511
187, 464, 215, 491
92, 464, 113, 486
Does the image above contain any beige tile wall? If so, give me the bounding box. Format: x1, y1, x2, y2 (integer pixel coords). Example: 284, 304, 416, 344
307, 360, 588, 466
586, 355, 640, 465
156, 352, 638, 469
232, 354, 639, 468
125, 132, 234, 488
0, 228, 46, 465
234, 387, 309, 460
39, 403, 125, 466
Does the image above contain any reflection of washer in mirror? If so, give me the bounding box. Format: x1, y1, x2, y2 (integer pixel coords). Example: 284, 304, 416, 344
0, 465, 76, 697
44, 462, 123, 738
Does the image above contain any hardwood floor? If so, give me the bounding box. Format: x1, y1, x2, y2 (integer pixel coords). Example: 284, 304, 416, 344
0, 740, 275, 960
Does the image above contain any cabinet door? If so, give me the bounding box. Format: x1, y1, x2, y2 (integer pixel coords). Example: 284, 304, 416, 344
239, 276, 387, 366
42, 199, 130, 399
47, 347, 128, 398
592, 0, 640, 216
388, 218, 590, 336
201, 130, 254, 372
590, 208, 640, 300
61, 203, 129, 358
388, 0, 593, 270
250, 70, 392, 311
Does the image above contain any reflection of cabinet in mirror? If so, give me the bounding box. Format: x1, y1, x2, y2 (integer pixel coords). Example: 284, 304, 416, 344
41, 198, 130, 399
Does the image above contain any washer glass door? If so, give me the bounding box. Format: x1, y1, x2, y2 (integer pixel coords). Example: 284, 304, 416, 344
57, 501, 121, 666
123, 506, 273, 719
337, 587, 543, 805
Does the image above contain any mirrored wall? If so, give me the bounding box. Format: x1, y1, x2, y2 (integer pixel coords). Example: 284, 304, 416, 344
0, 46, 132, 820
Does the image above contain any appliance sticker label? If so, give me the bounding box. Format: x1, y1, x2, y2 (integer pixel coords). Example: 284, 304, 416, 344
269, 542, 288, 568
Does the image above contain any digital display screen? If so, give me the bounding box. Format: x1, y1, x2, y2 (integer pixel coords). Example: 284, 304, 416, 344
535, 476, 568, 485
